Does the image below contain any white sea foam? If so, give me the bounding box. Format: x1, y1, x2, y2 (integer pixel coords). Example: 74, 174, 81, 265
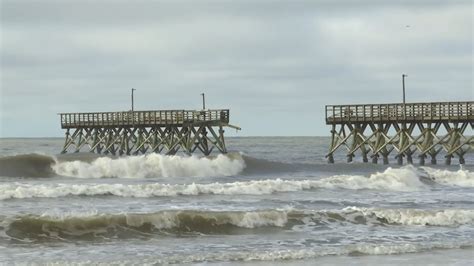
66, 242, 474, 265
124, 211, 180, 229
236, 210, 288, 228
316, 165, 428, 191
0, 167, 430, 200
422, 166, 474, 187
0, 179, 318, 200
343, 206, 474, 226
3, 165, 472, 200
52, 153, 246, 178
39, 209, 100, 220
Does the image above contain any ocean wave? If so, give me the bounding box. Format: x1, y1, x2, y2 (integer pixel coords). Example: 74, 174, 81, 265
342, 207, 474, 226
319, 165, 474, 190
2, 210, 290, 241
316, 165, 428, 191
1, 153, 472, 191
53, 153, 246, 178
0, 153, 247, 178
0, 180, 314, 200
52, 153, 295, 178
144, 243, 474, 264
240, 155, 298, 174
0, 153, 55, 177
421, 166, 474, 187
0, 176, 417, 200
44, 241, 474, 265
2, 166, 473, 200
2, 208, 473, 242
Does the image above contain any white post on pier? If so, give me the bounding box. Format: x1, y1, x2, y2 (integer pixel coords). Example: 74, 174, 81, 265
402, 74, 407, 120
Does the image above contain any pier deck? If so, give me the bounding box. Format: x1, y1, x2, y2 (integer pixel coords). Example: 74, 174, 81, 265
59, 109, 235, 155
325, 101, 473, 165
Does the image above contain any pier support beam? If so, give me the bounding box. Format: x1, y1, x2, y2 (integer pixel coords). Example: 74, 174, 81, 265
61, 125, 230, 156
419, 155, 425, 165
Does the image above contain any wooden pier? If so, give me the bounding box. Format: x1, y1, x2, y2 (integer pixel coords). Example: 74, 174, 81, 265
60, 109, 239, 155
326, 101, 474, 165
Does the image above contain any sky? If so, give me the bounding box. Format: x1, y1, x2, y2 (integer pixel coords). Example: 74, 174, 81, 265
0, 0, 472, 137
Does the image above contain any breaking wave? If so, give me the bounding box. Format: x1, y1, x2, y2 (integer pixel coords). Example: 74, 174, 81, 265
341, 207, 474, 226
316, 165, 428, 191
1, 153, 472, 192
0, 154, 55, 177
0, 153, 247, 178
421, 166, 474, 187
2, 166, 473, 200
0, 180, 316, 200
2, 208, 473, 242
314, 165, 473, 191
53, 153, 246, 178
2, 210, 290, 241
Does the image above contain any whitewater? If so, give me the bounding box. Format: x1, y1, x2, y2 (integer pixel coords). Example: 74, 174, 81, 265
0, 137, 473, 265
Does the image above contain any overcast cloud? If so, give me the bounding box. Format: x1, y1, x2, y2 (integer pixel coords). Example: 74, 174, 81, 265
1, 0, 472, 137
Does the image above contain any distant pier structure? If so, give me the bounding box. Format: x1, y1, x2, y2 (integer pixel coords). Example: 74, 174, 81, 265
325, 101, 474, 165
60, 109, 239, 155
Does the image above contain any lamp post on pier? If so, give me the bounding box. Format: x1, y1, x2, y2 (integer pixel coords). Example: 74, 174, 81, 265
131, 88, 136, 112
402, 74, 407, 120
131, 88, 136, 125
399, 74, 408, 165
201, 93, 206, 110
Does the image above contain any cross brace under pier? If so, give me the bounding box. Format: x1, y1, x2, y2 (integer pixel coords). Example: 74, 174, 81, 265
62, 125, 227, 155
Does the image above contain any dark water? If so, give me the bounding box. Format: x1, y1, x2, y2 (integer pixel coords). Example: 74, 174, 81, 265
0, 137, 473, 265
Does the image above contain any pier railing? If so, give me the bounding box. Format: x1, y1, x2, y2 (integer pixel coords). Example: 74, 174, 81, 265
326, 101, 474, 124
60, 109, 230, 128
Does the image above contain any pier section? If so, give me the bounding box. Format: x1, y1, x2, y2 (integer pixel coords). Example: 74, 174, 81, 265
60, 109, 237, 155
326, 101, 473, 165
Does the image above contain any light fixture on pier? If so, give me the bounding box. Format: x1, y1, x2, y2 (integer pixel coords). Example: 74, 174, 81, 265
131, 88, 136, 112
201, 93, 206, 110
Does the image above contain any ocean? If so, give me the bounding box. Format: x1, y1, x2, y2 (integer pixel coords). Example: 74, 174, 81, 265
0, 137, 473, 265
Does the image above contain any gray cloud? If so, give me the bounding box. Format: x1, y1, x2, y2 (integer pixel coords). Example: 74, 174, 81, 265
1, 0, 472, 137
